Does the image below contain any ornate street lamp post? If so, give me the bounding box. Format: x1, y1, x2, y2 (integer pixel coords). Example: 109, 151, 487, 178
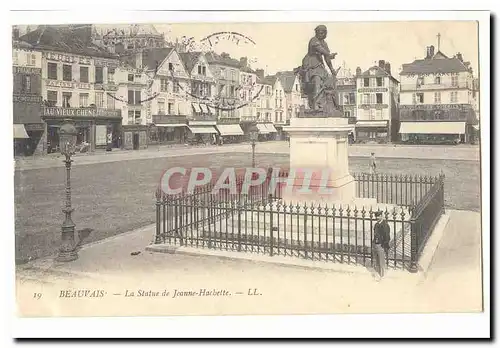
249, 123, 259, 168
56, 119, 78, 262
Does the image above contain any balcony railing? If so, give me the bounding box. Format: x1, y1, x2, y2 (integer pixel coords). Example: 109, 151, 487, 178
153, 114, 187, 124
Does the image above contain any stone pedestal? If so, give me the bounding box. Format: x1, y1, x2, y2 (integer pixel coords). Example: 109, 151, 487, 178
282, 117, 371, 206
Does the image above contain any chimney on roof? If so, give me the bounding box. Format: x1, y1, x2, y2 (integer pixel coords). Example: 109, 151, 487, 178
426, 45, 435, 59
240, 57, 248, 68
355, 67, 362, 76
378, 60, 385, 69
255, 69, 264, 80
456, 52, 463, 62
384, 62, 391, 76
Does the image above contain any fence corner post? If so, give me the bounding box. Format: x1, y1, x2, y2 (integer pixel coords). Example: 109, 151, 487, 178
409, 217, 418, 273
155, 189, 163, 244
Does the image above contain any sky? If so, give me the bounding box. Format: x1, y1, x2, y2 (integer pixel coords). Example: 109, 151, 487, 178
16, 21, 479, 77
154, 21, 479, 77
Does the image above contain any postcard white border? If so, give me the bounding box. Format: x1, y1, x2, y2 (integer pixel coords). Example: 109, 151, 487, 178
3, 4, 492, 341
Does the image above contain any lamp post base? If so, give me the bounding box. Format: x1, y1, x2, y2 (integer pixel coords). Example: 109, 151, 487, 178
56, 250, 78, 262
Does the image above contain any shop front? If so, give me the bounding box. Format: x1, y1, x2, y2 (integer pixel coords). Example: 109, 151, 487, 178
42, 107, 122, 153
215, 118, 244, 144
122, 124, 149, 150
187, 116, 218, 145
151, 115, 188, 144
13, 66, 44, 156
355, 120, 390, 144
399, 121, 466, 145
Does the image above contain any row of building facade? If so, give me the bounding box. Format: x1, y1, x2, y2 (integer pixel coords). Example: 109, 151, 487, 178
12, 25, 480, 156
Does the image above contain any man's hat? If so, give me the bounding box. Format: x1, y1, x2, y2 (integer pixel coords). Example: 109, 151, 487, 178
374, 211, 383, 217
315, 25, 327, 32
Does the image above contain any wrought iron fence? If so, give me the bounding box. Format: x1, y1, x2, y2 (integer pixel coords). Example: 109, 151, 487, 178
154, 170, 445, 272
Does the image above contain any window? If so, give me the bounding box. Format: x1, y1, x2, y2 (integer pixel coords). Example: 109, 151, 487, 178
80, 67, 89, 83
344, 110, 351, 118
280, 112, 283, 122
95, 92, 104, 108
434, 76, 441, 84
230, 86, 235, 97
220, 68, 226, 80
127, 110, 138, 125
63, 64, 72, 81
363, 93, 370, 104
296, 84, 299, 92
451, 75, 459, 87
343, 94, 349, 105
128, 90, 142, 105
107, 93, 115, 109
450, 91, 458, 103
160, 78, 168, 92
434, 92, 441, 104
376, 109, 383, 120
79, 93, 89, 107
202, 66, 206, 75
47, 90, 58, 106
128, 74, 134, 82
369, 109, 375, 120
349, 92, 355, 104
376, 77, 384, 87
257, 112, 261, 120
414, 93, 424, 104
173, 82, 180, 93
168, 102, 174, 114
26, 53, 36, 66
13, 51, 18, 65
417, 76, 424, 86
231, 71, 236, 82
95, 67, 103, 84
376, 93, 383, 104
108, 68, 115, 83
363, 78, 370, 87
21, 75, 31, 93
168, 63, 174, 71
158, 99, 165, 114
62, 92, 72, 108
47, 62, 58, 80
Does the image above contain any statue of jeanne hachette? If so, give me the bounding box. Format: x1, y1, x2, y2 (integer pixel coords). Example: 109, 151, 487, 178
295, 25, 342, 114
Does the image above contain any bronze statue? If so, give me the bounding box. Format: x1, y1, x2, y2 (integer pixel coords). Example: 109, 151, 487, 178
295, 25, 342, 116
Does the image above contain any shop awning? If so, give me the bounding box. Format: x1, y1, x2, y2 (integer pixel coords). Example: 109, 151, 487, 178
264, 123, 278, 133
156, 124, 187, 127
356, 120, 388, 127
399, 122, 466, 134
216, 124, 244, 136
199, 103, 209, 113
256, 123, 270, 134
13, 124, 29, 139
192, 103, 202, 113
188, 126, 217, 134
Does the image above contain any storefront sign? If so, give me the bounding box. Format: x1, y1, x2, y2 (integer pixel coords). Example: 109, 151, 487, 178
359, 104, 388, 110
399, 104, 469, 110
357, 87, 388, 93
13, 66, 41, 75
94, 59, 119, 68
152, 115, 187, 124
217, 117, 240, 125
46, 80, 91, 89
42, 107, 121, 118
24, 123, 45, 131
46, 52, 92, 65
13, 94, 42, 103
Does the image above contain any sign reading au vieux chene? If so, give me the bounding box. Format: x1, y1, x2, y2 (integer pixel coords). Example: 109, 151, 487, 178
42, 107, 121, 118
45, 52, 92, 65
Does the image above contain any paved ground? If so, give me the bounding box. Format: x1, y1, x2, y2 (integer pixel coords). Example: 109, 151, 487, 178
14, 151, 481, 264
15, 210, 483, 317
14, 141, 480, 171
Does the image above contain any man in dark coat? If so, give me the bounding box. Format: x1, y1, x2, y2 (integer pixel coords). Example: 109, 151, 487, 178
372, 211, 391, 278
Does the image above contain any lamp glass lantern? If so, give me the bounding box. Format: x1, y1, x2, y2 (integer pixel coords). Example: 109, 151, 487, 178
249, 124, 259, 142
59, 120, 78, 156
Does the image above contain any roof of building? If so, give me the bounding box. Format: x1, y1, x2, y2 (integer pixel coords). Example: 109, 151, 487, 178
276, 71, 298, 93
400, 52, 470, 75
178, 51, 202, 73
359, 65, 399, 83
261, 75, 277, 86
141, 47, 174, 70
19, 25, 118, 59
205, 52, 241, 68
